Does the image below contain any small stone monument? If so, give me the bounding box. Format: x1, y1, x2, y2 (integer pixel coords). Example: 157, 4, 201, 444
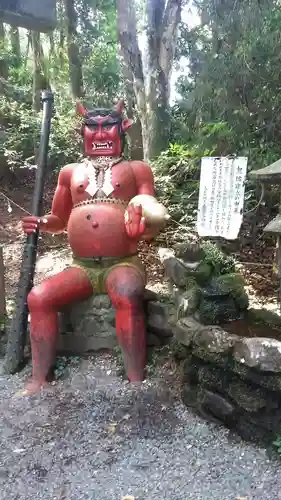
249, 158, 281, 312
159, 242, 249, 326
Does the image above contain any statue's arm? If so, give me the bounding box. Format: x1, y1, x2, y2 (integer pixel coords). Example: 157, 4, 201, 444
41, 165, 73, 234
131, 160, 164, 240
131, 161, 156, 197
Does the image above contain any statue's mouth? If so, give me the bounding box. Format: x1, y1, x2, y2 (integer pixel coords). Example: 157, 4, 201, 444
92, 142, 113, 150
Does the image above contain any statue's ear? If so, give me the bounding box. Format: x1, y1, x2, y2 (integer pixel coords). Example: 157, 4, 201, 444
76, 101, 88, 116
122, 118, 134, 131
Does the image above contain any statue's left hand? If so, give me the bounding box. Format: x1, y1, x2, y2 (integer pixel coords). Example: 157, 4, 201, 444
124, 204, 146, 239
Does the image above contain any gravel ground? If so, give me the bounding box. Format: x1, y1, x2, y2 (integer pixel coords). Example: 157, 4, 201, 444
0, 353, 281, 500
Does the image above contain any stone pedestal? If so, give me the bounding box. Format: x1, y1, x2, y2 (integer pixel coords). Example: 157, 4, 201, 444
58, 290, 175, 355
58, 295, 117, 354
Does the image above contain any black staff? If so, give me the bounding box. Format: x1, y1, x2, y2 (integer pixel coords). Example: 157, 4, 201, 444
3, 90, 54, 374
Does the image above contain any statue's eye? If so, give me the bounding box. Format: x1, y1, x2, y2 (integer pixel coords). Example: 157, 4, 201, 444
103, 125, 112, 131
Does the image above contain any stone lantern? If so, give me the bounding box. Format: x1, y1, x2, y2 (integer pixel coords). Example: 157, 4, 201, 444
249, 158, 281, 310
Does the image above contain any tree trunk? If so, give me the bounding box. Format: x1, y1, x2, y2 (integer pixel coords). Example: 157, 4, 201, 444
31, 31, 49, 112
64, 0, 84, 98
24, 31, 31, 70
0, 22, 8, 80
117, 0, 182, 160
117, 0, 149, 159
10, 26, 21, 67
119, 47, 143, 160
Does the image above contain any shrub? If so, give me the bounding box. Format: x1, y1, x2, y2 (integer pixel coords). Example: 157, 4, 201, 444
152, 143, 203, 226
0, 94, 83, 172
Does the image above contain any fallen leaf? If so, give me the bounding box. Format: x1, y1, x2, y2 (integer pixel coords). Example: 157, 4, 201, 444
108, 423, 117, 434
14, 390, 29, 397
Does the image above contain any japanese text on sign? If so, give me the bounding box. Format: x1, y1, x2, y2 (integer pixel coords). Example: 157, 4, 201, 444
196, 157, 248, 240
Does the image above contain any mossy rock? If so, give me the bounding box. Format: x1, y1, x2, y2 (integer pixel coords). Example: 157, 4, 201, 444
215, 273, 245, 293
248, 308, 281, 328
201, 241, 236, 276
196, 362, 269, 412
0, 314, 7, 330
201, 278, 229, 298
182, 263, 213, 288
170, 337, 190, 361
187, 286, 202, 313
197, 296, 241, 325
193, 262, 213, 285
232, 288, 249, 311
201, 274, 245, 297
176, 286, 202, 318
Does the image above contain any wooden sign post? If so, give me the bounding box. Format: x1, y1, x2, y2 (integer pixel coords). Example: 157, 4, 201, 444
197, 156, 248, 240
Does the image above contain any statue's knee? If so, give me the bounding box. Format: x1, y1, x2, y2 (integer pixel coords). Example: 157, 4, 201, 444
107, 268, 144, 307
27, 286, 49, 312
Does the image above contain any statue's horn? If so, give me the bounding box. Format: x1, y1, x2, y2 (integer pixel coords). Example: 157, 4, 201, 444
76, 101, 88, 116
114, 100, 125, 114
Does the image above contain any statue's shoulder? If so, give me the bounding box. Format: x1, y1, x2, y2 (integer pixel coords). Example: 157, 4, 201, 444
129, 159, 151, 172
115, 158, 133, 171
60, 161, 87, 174
58, 162, 84, 184
124, 159, 149, 168
61, 161, 85, 170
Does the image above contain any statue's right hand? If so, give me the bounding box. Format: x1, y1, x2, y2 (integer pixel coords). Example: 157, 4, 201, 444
22, 216, 48, 234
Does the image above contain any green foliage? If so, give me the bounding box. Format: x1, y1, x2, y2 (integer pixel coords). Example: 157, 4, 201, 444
0, 95, 82, 170
152, 143, 202, 225
273, 435, 281, 455
0, 313, 7, 331
192, 262, 213, 285
201, 241, 236, 276
78, 0, 120, 101
174, 0, 281, 173
47, 100, 83, 169
215, 273, 245, 292
0, 97, 40, 169
0, 0, 121, 173
156, 1, 281, 225
112, 345, 125, 376
170, 336, 189, 361
83, 43, 120, 102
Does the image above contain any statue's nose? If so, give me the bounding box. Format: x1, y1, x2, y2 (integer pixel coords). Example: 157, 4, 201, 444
95, 126, 103, 140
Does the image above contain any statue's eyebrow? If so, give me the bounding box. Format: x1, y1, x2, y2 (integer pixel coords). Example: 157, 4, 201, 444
84, 116, 121, 126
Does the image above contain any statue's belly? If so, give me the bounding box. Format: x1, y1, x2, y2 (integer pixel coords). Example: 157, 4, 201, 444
67, 203, 134, 257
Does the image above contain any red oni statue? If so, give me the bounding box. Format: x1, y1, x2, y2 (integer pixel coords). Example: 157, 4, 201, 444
22, 100, 168, 393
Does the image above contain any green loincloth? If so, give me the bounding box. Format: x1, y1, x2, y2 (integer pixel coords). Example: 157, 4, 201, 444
70, 254, 146, 293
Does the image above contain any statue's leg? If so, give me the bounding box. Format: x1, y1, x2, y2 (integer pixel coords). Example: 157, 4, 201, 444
106, 265, 146, 382
26, 267, 93, 393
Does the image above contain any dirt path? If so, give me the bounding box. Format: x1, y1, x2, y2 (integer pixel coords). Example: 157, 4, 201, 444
0, 353, 281, 500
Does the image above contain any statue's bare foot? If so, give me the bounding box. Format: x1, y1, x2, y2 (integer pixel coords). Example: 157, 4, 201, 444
15, 379, 55, 397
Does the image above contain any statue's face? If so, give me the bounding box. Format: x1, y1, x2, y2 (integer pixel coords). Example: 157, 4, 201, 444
77, 101, 133, 157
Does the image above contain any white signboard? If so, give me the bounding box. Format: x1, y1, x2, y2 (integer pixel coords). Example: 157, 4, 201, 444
196, 156, 248, 240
